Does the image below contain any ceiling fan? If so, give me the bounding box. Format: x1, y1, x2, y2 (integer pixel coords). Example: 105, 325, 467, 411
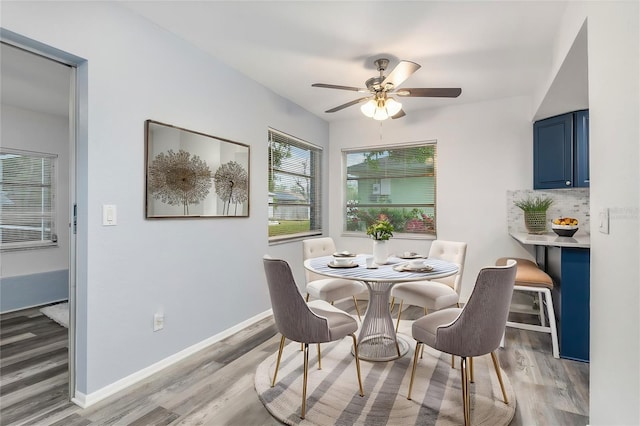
312, 58, 462, 120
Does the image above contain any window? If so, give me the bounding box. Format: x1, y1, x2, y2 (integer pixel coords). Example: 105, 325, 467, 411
344, 142, 436, 237
0, 149, 57, 250
268, 129, 322, 242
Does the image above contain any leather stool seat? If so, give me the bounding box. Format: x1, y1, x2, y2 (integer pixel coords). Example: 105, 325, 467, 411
496, 257, 559, 359
496, 257, 553, 289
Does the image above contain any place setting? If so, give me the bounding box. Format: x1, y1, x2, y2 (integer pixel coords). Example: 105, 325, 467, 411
393, 259, 434, 273
391, 251, 434, 272
327, 251, 359, 268
396, 251, 426, 260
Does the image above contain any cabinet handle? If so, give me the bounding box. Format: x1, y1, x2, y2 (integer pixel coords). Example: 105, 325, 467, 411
585, 180, 590, 183
566, 181, 571, 186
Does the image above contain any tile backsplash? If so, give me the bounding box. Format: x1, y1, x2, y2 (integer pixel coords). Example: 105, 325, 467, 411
507, 189, 590, 234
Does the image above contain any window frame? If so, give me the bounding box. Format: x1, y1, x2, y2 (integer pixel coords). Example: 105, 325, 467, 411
268, 128, 323, 243
342, 140, 437, 240
0, 148, 58, 251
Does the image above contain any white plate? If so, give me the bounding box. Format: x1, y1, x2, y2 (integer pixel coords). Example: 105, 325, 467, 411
393, 264, 434, 272
397, 252, 424, 259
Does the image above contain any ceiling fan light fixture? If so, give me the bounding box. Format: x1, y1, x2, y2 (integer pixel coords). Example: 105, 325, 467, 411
363, 97, 403, 121
373, 107, 388, 121
385, 97, 402, 116
360, 99, 377, 117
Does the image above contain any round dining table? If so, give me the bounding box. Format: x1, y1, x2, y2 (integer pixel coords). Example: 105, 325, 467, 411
304, 254, 459, 362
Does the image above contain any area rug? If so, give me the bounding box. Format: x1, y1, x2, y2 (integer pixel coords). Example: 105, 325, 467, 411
40, 302, 69, 328
255, 320, 515, 425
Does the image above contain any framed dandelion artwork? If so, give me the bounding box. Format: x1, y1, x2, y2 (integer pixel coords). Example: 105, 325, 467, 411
145, 120, 250, 218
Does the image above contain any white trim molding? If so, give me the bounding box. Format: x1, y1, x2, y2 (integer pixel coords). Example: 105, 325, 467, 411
72, 309, 273, 408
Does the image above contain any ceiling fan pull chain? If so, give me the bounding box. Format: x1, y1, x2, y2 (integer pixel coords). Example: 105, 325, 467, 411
379, 121, 383, 143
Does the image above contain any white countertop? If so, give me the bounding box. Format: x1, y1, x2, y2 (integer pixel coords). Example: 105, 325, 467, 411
510, 232, 590, 248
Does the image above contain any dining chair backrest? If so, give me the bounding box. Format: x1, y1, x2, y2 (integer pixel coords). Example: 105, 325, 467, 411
434, 259, 517, 358
263, 256, 330, 343
427, 240, 468, 295
302, 237, 337, 283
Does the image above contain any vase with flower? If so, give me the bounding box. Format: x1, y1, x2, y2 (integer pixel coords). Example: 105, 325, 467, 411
367, 219, 394, 264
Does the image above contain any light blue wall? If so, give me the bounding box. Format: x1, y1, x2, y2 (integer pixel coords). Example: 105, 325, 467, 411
1, 1, 329, 397
0, 270, 68, 312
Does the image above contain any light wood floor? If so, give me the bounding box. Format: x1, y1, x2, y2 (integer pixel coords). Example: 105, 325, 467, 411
0, 302, 589, 425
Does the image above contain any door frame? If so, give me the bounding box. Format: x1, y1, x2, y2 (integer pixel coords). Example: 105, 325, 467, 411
1, 28, 87, 402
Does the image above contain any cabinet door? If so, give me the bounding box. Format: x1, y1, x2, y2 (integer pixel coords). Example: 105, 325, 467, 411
560, 247, 590, 362
534, 113, 574, 189
574, 110, 590, 187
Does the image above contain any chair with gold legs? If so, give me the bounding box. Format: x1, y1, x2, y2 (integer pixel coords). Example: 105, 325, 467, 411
303, 237, 366, 320
390, 240, 467, 332
263, 256, 364, 419
391, 240, 467, 365
407, 259, 517, 426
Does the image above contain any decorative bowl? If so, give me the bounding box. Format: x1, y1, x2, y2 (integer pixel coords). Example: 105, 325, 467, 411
333, 251, 356, 258
408, 259, 425, 268
332, 256, 354, 266
552, 224, 578, 237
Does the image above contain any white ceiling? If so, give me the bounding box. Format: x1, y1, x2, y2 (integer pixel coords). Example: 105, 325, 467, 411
3, 1, 586, 122
121, 1, 572, 121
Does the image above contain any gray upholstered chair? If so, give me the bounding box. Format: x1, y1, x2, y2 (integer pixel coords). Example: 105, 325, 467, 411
407, 259, 517, 426
263, 256, 364, 419
303, 237, 366, 321
391, 240, 467, 332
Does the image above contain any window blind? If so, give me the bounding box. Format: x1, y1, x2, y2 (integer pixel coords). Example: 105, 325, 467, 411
268, 129, 322, 241
0, 149, 57, 249
343, 142, 437, 236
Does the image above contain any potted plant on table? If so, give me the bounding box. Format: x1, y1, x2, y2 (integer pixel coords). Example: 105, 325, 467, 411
514, 195, 554, 234
367, 219, 394, 264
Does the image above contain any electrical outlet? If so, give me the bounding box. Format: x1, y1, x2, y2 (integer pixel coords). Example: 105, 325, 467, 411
153, 313, 164, 331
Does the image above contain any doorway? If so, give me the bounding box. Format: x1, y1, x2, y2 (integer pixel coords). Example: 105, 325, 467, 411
1, 33, 83, 401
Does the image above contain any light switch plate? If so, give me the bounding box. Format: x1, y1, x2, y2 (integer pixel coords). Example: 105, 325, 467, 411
103, 204, 117, 226
153, 313, 164, 332
598, 208, 609, 234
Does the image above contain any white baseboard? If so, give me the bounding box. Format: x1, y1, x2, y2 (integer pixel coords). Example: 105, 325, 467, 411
72, 308, 273, 408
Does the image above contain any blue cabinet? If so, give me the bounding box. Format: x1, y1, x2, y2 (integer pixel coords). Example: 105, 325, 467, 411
574, 110, 590, 187
537, 245, 590, 362
533, 110, 589, 189
559, 247, 590, 362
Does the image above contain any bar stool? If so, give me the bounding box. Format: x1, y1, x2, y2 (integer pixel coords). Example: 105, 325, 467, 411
496, 257, 559, 359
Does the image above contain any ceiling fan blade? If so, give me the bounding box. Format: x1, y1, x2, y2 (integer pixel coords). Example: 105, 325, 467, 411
312, 83, 368, 93
325, 97, 371, 113
391, 109, 406, 119
395, 88, 462, 98
380, 60, 421, 89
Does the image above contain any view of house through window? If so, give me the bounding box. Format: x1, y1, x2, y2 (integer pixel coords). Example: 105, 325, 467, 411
344, 142, 436, 237
0, 149, 57, 250
268, 129, 322, 241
